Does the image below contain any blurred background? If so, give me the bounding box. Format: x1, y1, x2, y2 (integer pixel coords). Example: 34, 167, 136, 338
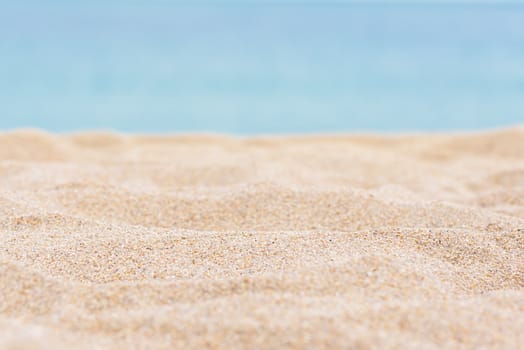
1, 0, 523, 134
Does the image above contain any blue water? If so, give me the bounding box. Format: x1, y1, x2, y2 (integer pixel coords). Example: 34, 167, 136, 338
1, 1, 523, 133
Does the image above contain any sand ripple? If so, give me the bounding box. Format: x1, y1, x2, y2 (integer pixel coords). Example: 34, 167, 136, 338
0, 129, 523, 349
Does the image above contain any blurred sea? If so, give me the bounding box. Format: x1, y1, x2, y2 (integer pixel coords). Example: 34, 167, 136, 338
1, 1, 523, 133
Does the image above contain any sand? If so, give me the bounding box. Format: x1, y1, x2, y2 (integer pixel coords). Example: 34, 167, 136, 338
0, 128, 523, 349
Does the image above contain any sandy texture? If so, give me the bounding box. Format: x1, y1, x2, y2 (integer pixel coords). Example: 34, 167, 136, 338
1, 128, 523, 349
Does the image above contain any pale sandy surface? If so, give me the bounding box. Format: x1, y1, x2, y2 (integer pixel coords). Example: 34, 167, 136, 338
1, 128, 523, 349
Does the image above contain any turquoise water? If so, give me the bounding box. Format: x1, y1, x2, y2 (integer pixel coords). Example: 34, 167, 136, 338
1, 1, 523, 133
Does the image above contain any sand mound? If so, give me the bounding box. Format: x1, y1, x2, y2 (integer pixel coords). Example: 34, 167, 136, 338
0, 128, 523, 349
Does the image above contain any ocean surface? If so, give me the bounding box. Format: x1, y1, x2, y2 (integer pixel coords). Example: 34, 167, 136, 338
1, 1, 523, 133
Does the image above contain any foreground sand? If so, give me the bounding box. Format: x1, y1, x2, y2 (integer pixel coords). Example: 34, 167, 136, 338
1, 128, 523, 349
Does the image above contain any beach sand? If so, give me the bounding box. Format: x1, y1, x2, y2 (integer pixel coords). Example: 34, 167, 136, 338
1, 128, 523, 349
